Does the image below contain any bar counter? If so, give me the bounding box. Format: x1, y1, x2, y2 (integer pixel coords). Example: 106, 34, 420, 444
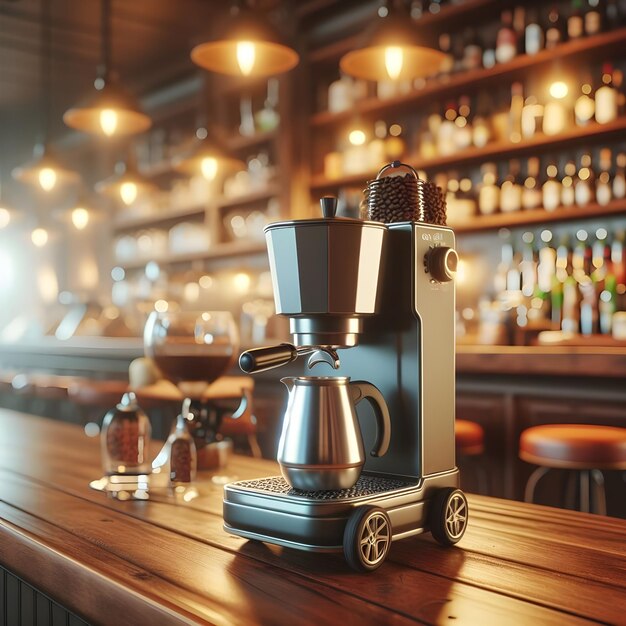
1, 410, 625, 625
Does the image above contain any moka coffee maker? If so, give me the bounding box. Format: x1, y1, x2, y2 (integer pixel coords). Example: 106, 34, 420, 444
223, 162, 468, 572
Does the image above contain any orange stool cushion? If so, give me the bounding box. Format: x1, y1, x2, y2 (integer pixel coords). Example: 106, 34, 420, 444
520, 424, 626, 470
455, 419, 484, 456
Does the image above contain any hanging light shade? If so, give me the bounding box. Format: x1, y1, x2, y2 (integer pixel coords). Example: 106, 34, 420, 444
172, 133, 244, 181
63, 0, 151, 136
339, 2, 446, 82
12, 144, 79, 192
96, 161, 157, 206
190, 4, 299, 78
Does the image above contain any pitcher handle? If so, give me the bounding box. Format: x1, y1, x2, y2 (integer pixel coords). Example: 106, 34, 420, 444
350, 381, 391, 458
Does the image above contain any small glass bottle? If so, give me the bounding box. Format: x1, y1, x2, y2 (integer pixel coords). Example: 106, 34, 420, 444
561, 161, 577, 206
522, 157, 543, 210
496, 10, 517, 64
575, 153, 595, 206
101, 392, 152, 476
595, 63, 618, 125
613, 153, 626, 199
574, 80, 595, 126
567, 0, 585, 40
545, 4, 564, 49
500, 160, 523, 213
596, 148, 612, 206
478, 163, 499, 215
542, 163, 562, 212
168, 399, 197, 486
524, 8, 544, 55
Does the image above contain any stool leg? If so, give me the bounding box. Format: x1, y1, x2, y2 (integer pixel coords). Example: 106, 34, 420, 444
525, 466, 550, 503
564, 470, 577, 510
579, 470, 591, 513
591, 469, 607, 516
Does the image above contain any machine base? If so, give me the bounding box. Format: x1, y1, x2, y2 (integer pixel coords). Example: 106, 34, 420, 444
223, 469, 460, 552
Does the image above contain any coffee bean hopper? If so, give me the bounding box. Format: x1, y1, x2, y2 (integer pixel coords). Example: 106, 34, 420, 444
223, 162, 467, 572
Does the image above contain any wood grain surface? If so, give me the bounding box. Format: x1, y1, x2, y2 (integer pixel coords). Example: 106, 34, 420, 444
0, 410, 625, 626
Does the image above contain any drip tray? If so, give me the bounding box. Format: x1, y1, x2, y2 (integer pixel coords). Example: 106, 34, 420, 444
233, 474, 415, 501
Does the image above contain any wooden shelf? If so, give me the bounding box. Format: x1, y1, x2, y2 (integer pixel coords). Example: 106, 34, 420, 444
453, 198, 626, 234
310, 27, 626, 127
118, 240, 267, 270
310, 116, 626, 190
215, 186, 279, 210
112, 205, 207, 232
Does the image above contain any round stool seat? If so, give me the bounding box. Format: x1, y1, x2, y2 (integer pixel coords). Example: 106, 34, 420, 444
455, 419, 484, 456
520, 424, 626, 470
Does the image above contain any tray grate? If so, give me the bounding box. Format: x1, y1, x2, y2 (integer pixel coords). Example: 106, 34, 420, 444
233, 475, 416, 500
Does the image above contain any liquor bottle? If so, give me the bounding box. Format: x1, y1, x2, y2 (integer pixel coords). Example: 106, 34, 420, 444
521, 95, 543, 138
613, 152, 626, 199
537, 233, 557, 296
437, 102, 458, 156
478, 163, 499, 215
567, 0, 585, 40
437, 33, 455, 77
545, 5, 564, 49
574, 79, 595, 126
496, 10, 517, 64
525, 8, 544, 55
472, 92, 491, 148
595, 63, 619, 125
543, 90, 570, 136
606, 0, 626, 28
461, 28, 483, 71
520, 232, 538, 298
327, 73, 354, 113
509, 82, 524, 143
542, 163, 562, 212
495, 233, 515, 294
561, 161, 577, 206
596, 148, 613, 206
454, 96, 473, 149
584, 0, 603, 35
522, 157, 542, 210
612, 231, 626, 310
500, 160, 523, 212
575, 153, 595, 206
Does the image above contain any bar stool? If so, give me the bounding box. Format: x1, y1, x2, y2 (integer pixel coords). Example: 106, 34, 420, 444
520, 424, 626, 514
456, 419, 488, 494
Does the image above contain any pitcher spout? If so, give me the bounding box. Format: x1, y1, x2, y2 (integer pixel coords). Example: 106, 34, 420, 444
280, 377, 296, 392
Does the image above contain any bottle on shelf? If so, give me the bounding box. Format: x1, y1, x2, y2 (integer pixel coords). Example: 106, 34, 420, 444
454, 96, 473, 149
525, 8, 544, 55
328, 73, 354, 113
584, 0, 603, 35
561, 160, 577, 206
437, 101, 458, 156
542, 162, 562, 212
520, 231, 538, 299
496, 10, 517, 64
595, 63, 619, 125
613, 152, 626, 199
509, 82, 524, 143
522, 157, 543, 210
461, 28, 483, 71
575, 153, 595, 206
567, 0, 585, 40
574, 77, 596, 126
521, 95, 543, 138
385, 123, 406, 161
500, 159, 523, 213
545, 4, 565, 49
478, 163, 499, 215
472, 92, 491, 148
596, 148, 613, 206
543, 84, 571, 136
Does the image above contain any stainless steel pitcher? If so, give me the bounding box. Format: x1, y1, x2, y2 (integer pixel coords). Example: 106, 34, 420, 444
277, 376, 391, 491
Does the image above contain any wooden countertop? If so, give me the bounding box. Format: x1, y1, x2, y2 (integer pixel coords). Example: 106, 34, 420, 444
1, 411, 625, 625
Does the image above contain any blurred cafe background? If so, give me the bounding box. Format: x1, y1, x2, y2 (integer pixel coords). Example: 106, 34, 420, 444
1, 0, 626, 517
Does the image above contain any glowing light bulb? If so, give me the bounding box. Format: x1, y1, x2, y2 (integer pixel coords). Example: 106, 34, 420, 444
200, 157, 218, 181
236, 41, 256, 76
385, 47, 404, 80
71, 207, 90, 230
38, 167, 57, 191
549, 81, 568, 99
120, 182, 138, 205
0, 207, 10, 229
233, 272, 251, 293
99, 109, 118, 136
348, 129, 366, 146
31, 227, 49, 247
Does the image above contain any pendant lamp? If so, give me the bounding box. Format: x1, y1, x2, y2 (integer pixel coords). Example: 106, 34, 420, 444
339, 1, 446, 82
12, 0, 79, 192
190, 2, 299, 78
96, 160, 157, 206
64, 0, 151, 136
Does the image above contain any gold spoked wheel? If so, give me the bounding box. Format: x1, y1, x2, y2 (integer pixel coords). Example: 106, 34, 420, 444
344, 506, 392, 572
430, 488, 469, 546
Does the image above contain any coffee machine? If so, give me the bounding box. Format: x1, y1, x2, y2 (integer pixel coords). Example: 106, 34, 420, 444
223, 175, 467, 572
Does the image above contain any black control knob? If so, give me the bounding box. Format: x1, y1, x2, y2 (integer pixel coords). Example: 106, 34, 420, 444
426, 246, 458, 282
